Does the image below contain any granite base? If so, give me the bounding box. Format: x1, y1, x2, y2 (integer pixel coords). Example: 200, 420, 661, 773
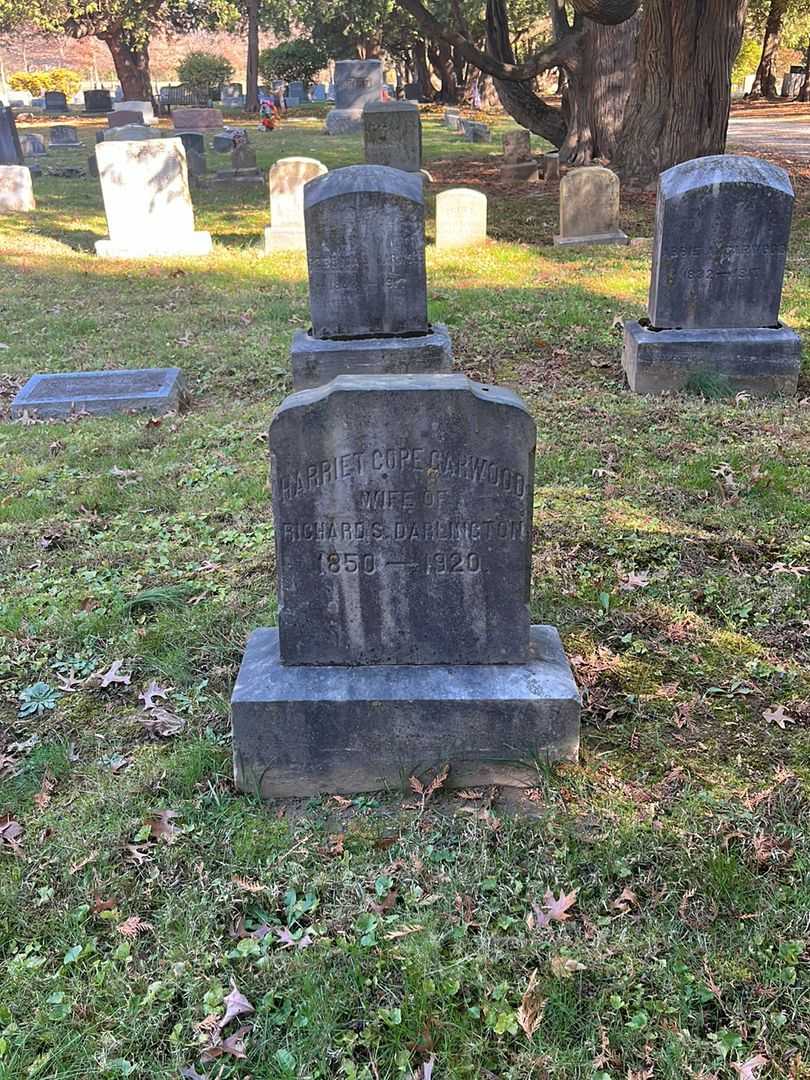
324, 108, 364, 135
553, 230, 629, 247
95, 232, 212, 258
622, 320, 801, 397
290, 323, 453, 390
231, 625, 581, 797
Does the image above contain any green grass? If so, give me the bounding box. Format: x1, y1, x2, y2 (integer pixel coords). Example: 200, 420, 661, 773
1, 109, 809, 1079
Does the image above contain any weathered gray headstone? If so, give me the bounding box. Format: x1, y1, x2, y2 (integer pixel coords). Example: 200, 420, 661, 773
171, 106, 224, 132
44, 91, 68, 114
264, 156, 328, 253
435, 188, 487, 250
20, 133, 47, 157
230, 373, 581, 796
95, 138, 212, 258
102, 124, 160, 143
543, 152, 560, 182
0, 165, 35, 212
113, 99, 155, 125
0, 107, 24, 166
221, 83, 244, 107
84, 89, 113, 114
623, 154, 801, 397
444, 107, 461, 131
107, 109, 145, 128
49, 125, 82, 148
325, 60, 383, 134
11, 367, 186, 418
231, 142, 256, 170
554, 165, 628, 246
286, 80, 305, 105
362, 101, 422, 173
461, 119, 490, 143
174, 131, 206, 156
501, 129, 538, 181
186, 147, 207, 179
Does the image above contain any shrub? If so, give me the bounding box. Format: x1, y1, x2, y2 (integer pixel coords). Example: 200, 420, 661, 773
177, 51, 235, 91
258, 40, 327, 88
733, 39, 761, 83
9, 69, 81, 96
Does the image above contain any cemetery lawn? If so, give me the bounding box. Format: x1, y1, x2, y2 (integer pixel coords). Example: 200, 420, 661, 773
1, 111, 810, 1080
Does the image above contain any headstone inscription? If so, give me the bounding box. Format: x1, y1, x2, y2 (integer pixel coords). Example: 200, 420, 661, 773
0, 107, 24, 166
290, 165, 452, 389
0, 165, 35, 212
362, 101, 422, 173
230, 373, 581, 796
325, 59, 383, 135
11, 368, 187, 418
113, 99, 156, 125
84, 89, 113, 114
623, 155, 801, 397
49, 125, 82, 148
435, 188, 487, 249
264, 156, 328, 253
221, 83, 245, 107
95, 138, 212, 258
554, 165, 628, 246
501, 129, 538, 182
44, 91, 68, 114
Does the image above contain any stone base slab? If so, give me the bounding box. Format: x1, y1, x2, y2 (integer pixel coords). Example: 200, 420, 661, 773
553, 230, 629, 247
231, 625, 581, 798
622, 320, 801, 397
500, 161, 540, 182
11, 367, 187, 419
324, 108, 364, 135
264, 225, 306, 253
95, 232, 212, 259
290, 323, 453, 390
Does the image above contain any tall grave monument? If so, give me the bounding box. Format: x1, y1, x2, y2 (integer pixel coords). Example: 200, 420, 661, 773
325, 60, 383, 135
231, 373, 581, 796
290, 165, 452, 389
623, 155, 801, 396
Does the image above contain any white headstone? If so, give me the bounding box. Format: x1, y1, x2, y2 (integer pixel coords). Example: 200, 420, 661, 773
0, 165, 35, 212
113, 99, 156, 125
435, 188, 487, 249
264, 156, 328, 253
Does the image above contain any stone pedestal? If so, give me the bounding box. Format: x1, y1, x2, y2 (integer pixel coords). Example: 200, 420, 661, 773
232, 625, 580, 797
290, 324, 452, 390
622, 321, 801, 397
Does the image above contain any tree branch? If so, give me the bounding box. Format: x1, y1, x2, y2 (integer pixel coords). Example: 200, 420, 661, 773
398, 0, 582, 81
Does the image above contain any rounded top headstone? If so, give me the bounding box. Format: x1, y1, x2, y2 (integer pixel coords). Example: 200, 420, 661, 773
305, 163, 423, 211
658, 154, 793, 200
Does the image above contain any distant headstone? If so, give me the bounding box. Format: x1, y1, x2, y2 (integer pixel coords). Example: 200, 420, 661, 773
543, 151, 560, 183
103, 125, 160, 142
113, 99, 156, 125
208, 138, 262, 185
623, 154, 801, 397
12, 368, 187, 418
20, 133, 47, 158
49, 125, 82, 148
171, 106, 224, 133
286, 80, 305, 105
0, 106, 24, 166
554, 166, 628, 246
95, 138, 212, 258
461, 119, 490, 143
264, 156, 328, 253
221, 83, 244, 107
230, 372, 580, 796
108, 109, 145, 128
403, 82, 420, 101
88, 153, 99, 180
435, 188, 487, 249
501, 130, 538, 182
362, 101, 422, 173
44, 91, 68, 114
312, 84, 327, 102
84, 89, 113, 114
174, 130, 205, 156
325, 59, 383, 134
443, 108, 461, 131
0, 165, 35, 212
8, 90, 32, 107
186, 147, 207, 179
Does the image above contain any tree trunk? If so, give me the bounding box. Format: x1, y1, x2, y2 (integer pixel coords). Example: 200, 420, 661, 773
101, 28, 152, 101
750, 0, 786, 98
244, 0, 259, 113
612, 0, 747, 183
799, 42, 810, 102
412, 39, 433, 98
428, 39, 459, 102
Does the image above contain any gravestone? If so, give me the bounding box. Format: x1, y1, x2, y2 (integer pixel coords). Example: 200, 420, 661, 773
174, 130, 205, 156
171, 105, 222, 131
543, 151, 560, 183
113, 99, 156, 125
44, 91, 68, 114
20, 133, 47, 157
8, 91, 32, 107
49, 125, 82, 148
291, 165, 452, 389
461, 119, 490, 143
435, 188, 487, 249
212, 126, 247, 152
108, 109, 145, 128
221, 83, 244, 108
208, 141, 262, 185
403, 82, 420, 101
325, 59, 383, 135
501, 129, 538, 182
84, 89, 113, 114
623, 154, 801, 397
0, 166, 35, 212
443, 107, 461, 131
186, 148, 207, 179
287, 80, 305, 105
103, 125, 160, 142
363, 101, 422, 173
11, 368, 187, 418
230, 372, 581, 796
95, 137, 212, 258
264, 156, 328, 253
554, 166, 628, 246
312, 84, 327, 102
0, 106, 24, 165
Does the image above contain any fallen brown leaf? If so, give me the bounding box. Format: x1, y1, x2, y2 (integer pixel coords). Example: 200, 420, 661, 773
92, 895, 118, 914
117, 915, 153, 938
733, 1054, 768, 1080
97, 659, 132, 688
0, 814, 23, 855
530, 887, 579, 929
219, 981, 254, 1029
550, 955, 586, 978
763, 704, 794, 730
69, 850, 98, 873
148, 809, 180, 844
612, 886, 639, 915
139, 707, 185, 738
33, 770, 55, 810
516, 968, 545, 1039
139, 680, 169, 710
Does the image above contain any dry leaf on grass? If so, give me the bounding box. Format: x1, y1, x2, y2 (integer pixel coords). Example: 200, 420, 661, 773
409, 763, 449, 809
33, 770, 55, 810
411, 1055, 435, 1080
385, 924, 424, 940
91, 895, 118, 914
275, 927, 313, 949
619, 570, 651, 591
0, 815, 23, 855
139, 707, 185, 738
219, 982, 254, 1028
200, 1024, 250, 1063
733, 1055, 768, 1080
69, 850, 98, 873
612, 887, 639, 915
96, 659, 132, 688
117, 915, 153, 938
180, 1067, 208, 1080
529, 887, 579, 929
550, 955, 586, 978
516, 968, 545, 1038
139, 680, 169, 710
148, 809, 180, 844
763, 704, 794, 729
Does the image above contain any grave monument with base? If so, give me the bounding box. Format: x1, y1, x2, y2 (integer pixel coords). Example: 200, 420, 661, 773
290, 165, 452, 390
623, 155, 801, 397
325, 60, 383, 135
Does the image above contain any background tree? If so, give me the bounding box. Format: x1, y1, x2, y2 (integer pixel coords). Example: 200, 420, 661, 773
257, 37, 327, 87
176, 47, 234, 88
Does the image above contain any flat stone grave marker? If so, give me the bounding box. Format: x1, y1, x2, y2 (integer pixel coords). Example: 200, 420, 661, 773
11, 367, 186, 418
501, 130, 538, 181
44, 91, 68, 113
461, 120, 490, 143
84, 89, 113, 114
325, 60, 383, 134
363, 101, 422, 173
95, 137, 212, 258
49, 125, 82, 148
0, 165, 35, 212
0, 106, 23, 165
435, 188, 487, 249
230, 372, 580, 796
555, 165, 628, 246
265, 156, 328, 253
623, 154, 801, 396
113, 99, 155, 125
108, 109, 145, 128
20, 134, 47, 157
171, 106, 223, 132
